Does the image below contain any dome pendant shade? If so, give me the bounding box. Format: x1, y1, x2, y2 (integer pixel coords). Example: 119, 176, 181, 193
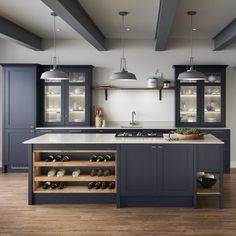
40, 69, 69, 80
111, 69, 137, 81
178, 67, 206, 81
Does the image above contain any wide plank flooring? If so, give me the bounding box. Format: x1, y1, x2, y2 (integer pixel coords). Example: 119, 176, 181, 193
0, 171, 236, 236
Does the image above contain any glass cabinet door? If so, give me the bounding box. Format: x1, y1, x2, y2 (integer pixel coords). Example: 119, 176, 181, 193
68, 72, 86, 83
180, 85, 197, 123
204, 86, 221, 123
44, 85, 62, 123
68, 86, 85, 123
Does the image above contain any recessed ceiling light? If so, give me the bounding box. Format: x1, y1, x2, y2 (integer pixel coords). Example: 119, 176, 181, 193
56, 28, 61, 32
192, 28, 197, 31
125, 27, 131, 31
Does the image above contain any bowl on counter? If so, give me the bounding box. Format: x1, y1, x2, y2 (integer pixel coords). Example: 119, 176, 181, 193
174, 133, 204, 140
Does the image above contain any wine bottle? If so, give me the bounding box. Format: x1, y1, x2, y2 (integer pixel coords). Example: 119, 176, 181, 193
95, 181, 102, 189
103, 170, 110, 177
97, 156, 104, 162
45, 155, 54, 162
56, 169, 66, 177
97, 169, 103, 177
72, 169, 81, 177
88, 182, 95, 189
104, 155, 112, 162
101, 182, 107, 189
90, 155, 97, 162
55, 155, 62, 162
61, 155, 70, 162
90, 169, 97, 177
50, 182, 58, 189
42, 181, 51, 189
47, 169, 56, 177
108, 181, 115, 189
57, 182, 65, 190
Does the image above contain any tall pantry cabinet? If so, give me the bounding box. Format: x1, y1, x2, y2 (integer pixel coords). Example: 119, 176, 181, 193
2, 64, 38, 172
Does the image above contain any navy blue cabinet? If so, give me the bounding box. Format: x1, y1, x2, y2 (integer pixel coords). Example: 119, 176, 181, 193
120, 145, 156, 196
157, 145, 194, 196
40, 65, 93, 127
120, 144, 194, 197
4, 129, 35, 172
2, 64, 38, 172
3, 65, 37, 129
174, 65, 227, 127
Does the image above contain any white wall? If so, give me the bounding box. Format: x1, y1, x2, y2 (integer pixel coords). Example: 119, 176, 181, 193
0, 38, 235, 167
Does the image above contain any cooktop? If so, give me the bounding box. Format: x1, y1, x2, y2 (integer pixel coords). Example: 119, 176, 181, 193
115, 130, 163, 138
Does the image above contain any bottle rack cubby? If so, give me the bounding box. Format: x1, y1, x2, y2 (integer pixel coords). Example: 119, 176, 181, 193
33, 150, 117, 194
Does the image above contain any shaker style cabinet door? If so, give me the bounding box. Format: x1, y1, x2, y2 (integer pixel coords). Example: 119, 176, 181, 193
4, 66, 37, 129
120, 145, 156, 196
4, 129, 35, 172
157, 145, 194, 196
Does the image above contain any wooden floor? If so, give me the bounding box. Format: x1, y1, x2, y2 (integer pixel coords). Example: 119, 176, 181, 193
1, 172, 236, 236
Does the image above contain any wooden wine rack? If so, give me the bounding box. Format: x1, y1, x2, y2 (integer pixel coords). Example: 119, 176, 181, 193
33, 150, 117, 194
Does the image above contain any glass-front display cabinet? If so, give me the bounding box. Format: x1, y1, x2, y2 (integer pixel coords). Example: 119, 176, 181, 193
174, 65, 227, 127
41, 66, 93, 126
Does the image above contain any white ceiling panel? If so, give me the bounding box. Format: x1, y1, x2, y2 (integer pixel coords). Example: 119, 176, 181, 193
0, 0, 82, 39
79, 0, 160, 39
170, 0, 236, 39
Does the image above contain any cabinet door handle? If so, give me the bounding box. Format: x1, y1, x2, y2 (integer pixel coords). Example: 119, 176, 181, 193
151, 146, 156, 149
157, 146, 163, 149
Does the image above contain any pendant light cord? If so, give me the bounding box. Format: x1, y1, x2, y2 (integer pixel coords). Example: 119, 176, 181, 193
189, 13, 194, 70
120, 14, 126, 71
53, 14, 57, 69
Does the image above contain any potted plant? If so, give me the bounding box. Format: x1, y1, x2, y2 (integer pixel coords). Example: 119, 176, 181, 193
175, 128, 204, 140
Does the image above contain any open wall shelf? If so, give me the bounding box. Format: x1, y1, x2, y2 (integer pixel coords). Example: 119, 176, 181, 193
93, 85, 175, 101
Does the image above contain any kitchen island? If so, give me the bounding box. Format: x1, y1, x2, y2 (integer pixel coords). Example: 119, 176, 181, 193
24, 133, 224, 208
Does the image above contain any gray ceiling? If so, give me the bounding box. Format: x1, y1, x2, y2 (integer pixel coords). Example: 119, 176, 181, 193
0, 0, 235, 40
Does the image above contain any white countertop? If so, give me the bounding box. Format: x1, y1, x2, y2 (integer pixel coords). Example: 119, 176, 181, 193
23, 133, 224, 145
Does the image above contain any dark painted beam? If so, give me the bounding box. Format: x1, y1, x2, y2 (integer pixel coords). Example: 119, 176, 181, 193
41, 0, 107, 51
0, 16, 42, 51
155, 0, 179, 51
213, 18, 236, 50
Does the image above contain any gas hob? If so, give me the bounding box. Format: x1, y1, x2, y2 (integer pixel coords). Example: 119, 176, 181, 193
115, 130, 163, 138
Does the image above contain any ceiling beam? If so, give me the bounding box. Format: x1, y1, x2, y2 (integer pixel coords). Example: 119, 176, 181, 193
213, 18, 236, 50
155, 0, 179, 51
41, 0, 107, 51
0, 16, 42, 51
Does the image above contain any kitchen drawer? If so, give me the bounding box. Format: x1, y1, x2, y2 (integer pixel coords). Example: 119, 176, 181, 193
196, 145, 222, 172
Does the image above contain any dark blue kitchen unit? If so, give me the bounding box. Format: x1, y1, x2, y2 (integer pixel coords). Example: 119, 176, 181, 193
24, 134, 224, 208
174, 65, 227, 128
39, 65, 93, 127
2, 64, 39, 172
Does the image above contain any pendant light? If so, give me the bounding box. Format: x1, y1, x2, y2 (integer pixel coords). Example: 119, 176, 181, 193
111, 11, 137, 81
40, 12, 68, 80
178, 11, 206, 81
